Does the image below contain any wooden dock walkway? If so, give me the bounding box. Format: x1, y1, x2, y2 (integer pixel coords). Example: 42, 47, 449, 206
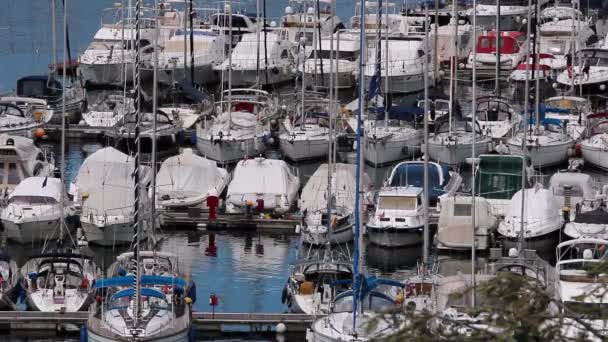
0, 311, 314, 332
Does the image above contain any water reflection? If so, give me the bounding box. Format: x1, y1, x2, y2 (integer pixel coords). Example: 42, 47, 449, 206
364, 242, 422, 274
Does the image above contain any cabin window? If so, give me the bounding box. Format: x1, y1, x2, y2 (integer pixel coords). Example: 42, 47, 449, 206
378, 196, 417, 210
36, 152, 45, 162
231, 16, 248, 28
453, 203, 472, 216
280, 50, 289, 59
553, 185, 584, 198
417, 50, 425, 58
140, 39, 151, 48
480, 39, 491, 49
9, 196, 58, 205
21, 81, 46, 97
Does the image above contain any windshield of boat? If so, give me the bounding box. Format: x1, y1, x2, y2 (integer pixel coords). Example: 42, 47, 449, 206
333, 293, 396, 313
542, 39, 567, 55
437, 120, 480, 134
90, 39, 149, 50
309, 50, 357, 61
0, 104, 25, 118
0, 162, 26, 188
579, 50, 608, 67
476, 103, 512, 122
378, 195, 418, 210
9, 196, 58, 205
108, 295, 168, 311
564, 302, 608, 319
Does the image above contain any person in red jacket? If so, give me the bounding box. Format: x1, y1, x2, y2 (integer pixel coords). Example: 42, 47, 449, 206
207, 189, 219, 220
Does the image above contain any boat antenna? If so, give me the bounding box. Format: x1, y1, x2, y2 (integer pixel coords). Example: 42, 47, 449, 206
422, 4, 429, 266
131, 0, 143, 327
352, 0, 366, 330
150, 0, 159, 247
470, 0, 478, 308
519, 0, 533, 253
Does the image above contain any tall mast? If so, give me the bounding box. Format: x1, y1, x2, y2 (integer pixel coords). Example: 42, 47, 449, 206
189, 0, 194, 84
52, 0, 57, 75
150, 0, 159, 238
471, 0, 478, 308
131, 0, 143, 327
227, 0, 233, 132
325, 0, 335, 245
423, 5, 430, 263
59, 0, 68, 247
383, 0, 389, 130
352, 0, 366, 329
495, 0, 501, 96
519, 0, 533, 253
183, 0, 188, 80
534, 0, 540, 133
256, 0, 260, 87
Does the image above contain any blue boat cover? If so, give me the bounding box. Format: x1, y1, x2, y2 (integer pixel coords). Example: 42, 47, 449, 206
110, 287, 165, 302
93, 275, 188, 289
388, 162, 450, 201
375, 105, 424, 122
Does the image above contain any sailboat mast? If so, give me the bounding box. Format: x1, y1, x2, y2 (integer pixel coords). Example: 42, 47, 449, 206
227, 0, 233, 132
519, 0, 533, 252
132, 0, 143, 327
189, 0, 194, 83
52, 0, 57, 75
183, 0, 188, 79
352, 0, 366, 328
423, 5, 430, 263
471, 0, 478, 308
60, 0, 68, 245
150, 0, 159, 237
326, 0, 335, 242
383, 0, 389, 130
534, 0, 540, 133
495, 0, 501, 96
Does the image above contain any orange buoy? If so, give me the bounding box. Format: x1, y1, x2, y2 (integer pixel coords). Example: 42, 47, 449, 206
35, 128, 45, 138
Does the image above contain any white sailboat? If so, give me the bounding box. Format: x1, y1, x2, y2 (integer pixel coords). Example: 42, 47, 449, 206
155, 148, 230, 209
71, 147, 152, 246
2, 177, 69, 244
81, 92, 134, 128
0, 97, 54, 136
579, 112, 608, 170
427, 117, 492, 165
225, 157, 300, 215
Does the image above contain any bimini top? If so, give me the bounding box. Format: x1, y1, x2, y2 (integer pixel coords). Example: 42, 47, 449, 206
387, 161, 450, 202
110, 287, 166, 302
9, 176, 63, 202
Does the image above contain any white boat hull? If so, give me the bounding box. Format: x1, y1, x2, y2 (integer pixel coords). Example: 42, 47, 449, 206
80, 221, 134, 246
87, 325, 190, 342
279, 137, 328, 161
221, 69, 295, 86
304, 71, 356, 89
3, 219, 60, 244
363, 73, 429, 94
196, 136, 265, 163
301, 225, 354, 245
150, 64, 218, 85
581, 144, 608, 170
507, 138, 574, 168
80, 63, 134, 86
366, 225, 424, 247
363, 135, 422, 166
427, 140, 491, 165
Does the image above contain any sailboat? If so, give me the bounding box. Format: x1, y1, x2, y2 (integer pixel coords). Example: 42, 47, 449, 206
307, 2, 406, 340
86, 4, 193, 339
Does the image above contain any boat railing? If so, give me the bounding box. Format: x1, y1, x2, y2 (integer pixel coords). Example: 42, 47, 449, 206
81, 203, 137, 221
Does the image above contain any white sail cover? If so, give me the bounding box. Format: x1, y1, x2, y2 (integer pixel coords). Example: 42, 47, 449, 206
156, 148, 222, 198
227, 158, 297, 205
9, 176, 63, 202
73, 147, 150, 192
300, 163, 371, 213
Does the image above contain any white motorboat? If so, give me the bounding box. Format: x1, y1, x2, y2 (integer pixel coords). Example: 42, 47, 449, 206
506, 120, 575, 168
2, 177, 69, 244
509, 54, 557, 100
427, 118, 492, 165
556, 48, 608, 92
466, 31, 526, 77
214, 29, 295, 86
431, 19, 476, 65
281, 1, 344, 46
0, 134, 55, 195
155, 148, 230, 209
78, 6, 159, 86
225, 157, 299, 215
548, 170, 602, 215
543, 96, 592, 140
209, 11, 261, 46
279, 92, 334, 162
145, 28, 226, 85
0, 97, 53, 137
497, 184, 564, 250
555, 238, 608, 340
0, 252, 21, 310
196, 89, 276, 163
21, 249, 97, 312
363, 35, 433, 94
284, 252, 353, 315
436, 195, 497, 251
302, 30, 359, 89
580, 112, 608, 170
540, 5, 594, 45
158, 80, 214, 130
16, 75, 86, 124
466, 0, 532, 31
367, 186, 425, 247
473, 96, 519, 140
81, 92, 133, 128
363, 105, 423, 166
306, 276, 405, 342
299, 163, 371, 245
71, 147, 152, 246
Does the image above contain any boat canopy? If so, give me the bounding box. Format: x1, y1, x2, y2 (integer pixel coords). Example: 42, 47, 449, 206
387, 161, 450, 202
476, 33, 523, 54
93, 275, 188, 289
572, 208, 608, 225
476, 155, 525, 200
156, 148, 221, 199
9, 176, 63, 202
110, 287, 166, 302
375, 105, 423, 122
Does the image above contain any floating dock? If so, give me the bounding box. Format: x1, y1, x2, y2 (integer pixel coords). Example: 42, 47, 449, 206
0, 311, 314, 332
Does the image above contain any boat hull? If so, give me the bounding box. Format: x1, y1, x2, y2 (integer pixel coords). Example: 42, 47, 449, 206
81, 221, 134, 246
197, 136, 265, 163
498, 228, 560, 252
80, 63, 134, 86
3, 219, 60, 244
363, 135, 422, 166
87, 325, 190, 342
220, 68, 295, 86
507, 139, 574, 168
581, 145, 608, 170
148, 64, 218, 85
427, 140, 491, 165
279, 137, 328, 162
301, 224, 354, 245
366, 225, 424, 247
363, 73, 429, 94
304, 71, 356, 89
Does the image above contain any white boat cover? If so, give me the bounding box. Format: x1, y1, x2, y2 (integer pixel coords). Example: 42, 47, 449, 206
9, 176, 63, 202
156, 148, 222, 198
300, 163, 371, 213
549, 172, 595, 199
505, 187, 560, 223
73, 147, 150, 192
0, 134, 39, 161
227, 158, 297, 205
